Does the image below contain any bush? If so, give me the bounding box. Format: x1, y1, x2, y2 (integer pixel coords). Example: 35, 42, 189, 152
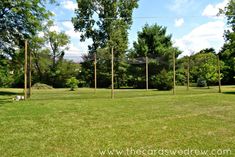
32, 83, 53, 89
66, 77, 79, 91
197, 78, 207, 87
155, 70, 173, 90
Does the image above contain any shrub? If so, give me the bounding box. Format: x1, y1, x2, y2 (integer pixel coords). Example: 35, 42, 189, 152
155, 69, 173, 90
197, 78, 207, 87
32, 83, 53, 89
66, 77, 79, 91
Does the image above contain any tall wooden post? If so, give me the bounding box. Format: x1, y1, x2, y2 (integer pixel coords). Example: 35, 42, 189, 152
187, 56, 190, 91
173, 51, 176, 95
29, 49, 32, 97
111, 47, 114, 99
94, 53, 97, 93
24, 40, 28, 100
217, 55, 222, 93
146, 56, 148, 91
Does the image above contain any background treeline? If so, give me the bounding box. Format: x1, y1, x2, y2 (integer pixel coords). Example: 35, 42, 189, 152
0, 0, 234, 89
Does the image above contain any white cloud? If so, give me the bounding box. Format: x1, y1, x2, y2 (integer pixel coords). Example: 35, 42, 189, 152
38, 32, 44, 38
62, 0, 77, 11
169, 0, 195, 13
65, 43, 82, 57
174, 18, 184, 27
64, 41, 92, 62
62, 21, 74, 30
202, 0, 228, 18
49, 25, 60, 32
174, 21, 225, 56
61, 21, 81, 39
60, 21, 92, 61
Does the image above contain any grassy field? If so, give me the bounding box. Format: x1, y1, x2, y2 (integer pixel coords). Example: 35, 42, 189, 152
0, 86, 234, 157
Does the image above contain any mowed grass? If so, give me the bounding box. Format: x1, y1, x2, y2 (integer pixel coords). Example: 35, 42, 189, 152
0, 86, 234, 157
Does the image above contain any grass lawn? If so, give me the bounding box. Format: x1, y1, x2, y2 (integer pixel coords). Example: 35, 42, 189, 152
0, 86, 234, 156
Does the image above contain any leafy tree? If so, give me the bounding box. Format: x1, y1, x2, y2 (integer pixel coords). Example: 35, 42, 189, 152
42, 24, 70, 87
46, 31, 70, 69
129, 24, 180, 89
190, 52, 223, 88
66, 77, 79, 91
72, 0, 138, 51
72, 0, 138, 88
78, 53, 95, 87
27, 23, 79, 88
0, 49, 24, 88
197, 77, 207, 87
154, 69, 173, 90
0, 0, 56, 88
0, 0, 54, 52
53, 60, 80, 88
29, 36, 51, 82
220, 0, 235, 84
0, 54, 14, 87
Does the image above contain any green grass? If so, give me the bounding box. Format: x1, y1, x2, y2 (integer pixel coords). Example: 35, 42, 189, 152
0, 86, 234, 157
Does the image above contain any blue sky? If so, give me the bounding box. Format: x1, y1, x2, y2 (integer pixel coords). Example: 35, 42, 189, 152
47, 0, 229, 60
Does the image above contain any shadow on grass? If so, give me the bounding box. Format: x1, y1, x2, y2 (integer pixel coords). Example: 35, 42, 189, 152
0, 91, 20, 96
0, 98, 12, 105
223, 91, 235, 95
191, 87, 212, 90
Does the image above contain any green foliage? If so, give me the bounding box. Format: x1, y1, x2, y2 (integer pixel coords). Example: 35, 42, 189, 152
220, 0, 235, 85
66, 77, 79, 91
6, 50, 25, 88
0, 0, 54, 52
197, 78, 207, 87
190, 52, 222, 87
72, 0, 138, 88
45, 22, 70, 71
0, 55, 14, 87
155, 69, 173, 90
129, 24, 180, 88
72, 0, 138, 50
28, 22, 75, 88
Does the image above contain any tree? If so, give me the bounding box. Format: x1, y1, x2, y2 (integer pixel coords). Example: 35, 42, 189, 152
129, 24, 180, 89
72, 0, 138, 51
0, 54, 14, 87
53, 60, 80, 88
72, 0, 138, 88
220, 0, 235, 84
42, 23, 70, 87
29, 36, 51, 82
190, 52, 223, 88
27, 22, 79, 88
46, 31, 70, 70
66, 77, 79, 91
0, 0, 54, 53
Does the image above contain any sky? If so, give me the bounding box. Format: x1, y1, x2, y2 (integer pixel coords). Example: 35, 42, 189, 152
47, 0, 229, 60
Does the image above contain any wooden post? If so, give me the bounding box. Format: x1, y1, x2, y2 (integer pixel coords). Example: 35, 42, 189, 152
173, 51, 176, 95
94, 53, 97, 93
217, 55, 222, 93
29, 48, 32, 97
187, 56, 190, 91
111, 47, 114, 99
146, 56, 148, 91
24, 40, 28, 100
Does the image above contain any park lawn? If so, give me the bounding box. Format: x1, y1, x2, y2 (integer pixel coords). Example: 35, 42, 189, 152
0, 86, 234, 157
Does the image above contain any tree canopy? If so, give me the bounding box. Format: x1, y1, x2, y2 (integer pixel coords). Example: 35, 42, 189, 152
128, 24, 181, 89
0, 0, 54, 53
72, 0, 138, 51
220, 0, 235, 84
